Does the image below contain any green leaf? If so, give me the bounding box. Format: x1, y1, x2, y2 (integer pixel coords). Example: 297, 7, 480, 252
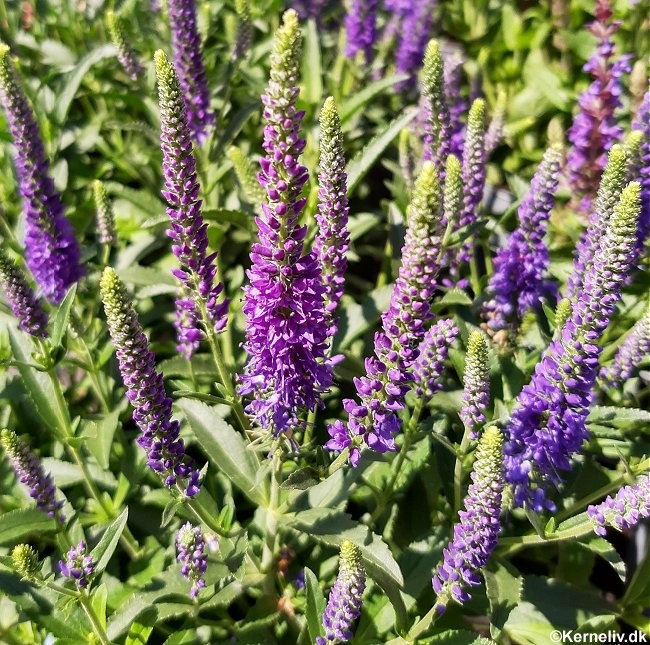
0, 509, 57, 545
203, 208, 253, 232
339, 74, 409, 124
304, 567, 326, 642
90, 507, 129, 574
84, 409, 121, 470
622, 550, 650, 608
280, 467, 320, 490
91, 584, 107, 631
334, 286, 393, 351
117, 265, 176, 288
433, 289, 473, 308
587, 406, 650, 426
177, 400, 267, 505
346, 109, 418, 195
51, 285, 77, 347
576, 535, 626, 582
301, 19, 322, 104
41, 457, 117, 490
125, 607, 157, 645
161, 499, 182, 528
484, 558, 523, 639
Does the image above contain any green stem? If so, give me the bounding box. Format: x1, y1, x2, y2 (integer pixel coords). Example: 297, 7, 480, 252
184, 495, 227, 537
498, 522, 593, 551
45, 581, 78, 599
261, 448, 282, 591
453, 426, 474, 512
405, 602, 443, 642
79, 591, 111, 645
327, 446, 351, 477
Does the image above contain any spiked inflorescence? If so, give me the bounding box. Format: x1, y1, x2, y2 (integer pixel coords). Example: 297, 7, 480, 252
106, 10, 143, 80
344, 0, 379, 63
59, 541, 95, 589
176, 522, 208, 598
93, 180, 117, 245
413, 319, 459, 400
460, 332, 490, 438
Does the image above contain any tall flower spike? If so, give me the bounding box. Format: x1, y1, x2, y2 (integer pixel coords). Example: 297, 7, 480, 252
93, 180, 116, 245
1, 429, 63, 521
326, 161, 444, 463
0, 44, 82, 304
167, 0, 214, 143
485, 89, 507, 155
566, 0, 631, 208
155, 50, 228, 360
106, 10, 143, 80
100, 267, 200, 496
566, 144, 627, 299
176, 522, 208, 598
442, 154, 462, 234
460, 332, 490, 438
232, 0, 252, 62
504, 183, 641, 511
227, 146, 266, 207
313, 97, 350, 339
316, 540, 366, 644
59, 541, 95, 589
239, 10, 332, 435
630, 91, 649, 250
599, 304, 650, 389
432, 426, 504, 611
481, 145, 563, 341
421, 40, 450, 170
413, 319, 459, 400
0, 248, 48, 337
443, 51, 467, 160
587, 474, 650, 537
345, 0, 379, 63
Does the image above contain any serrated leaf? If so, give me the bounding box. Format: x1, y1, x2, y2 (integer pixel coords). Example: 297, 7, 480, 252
125, 607, 157, 645
90, 507, 128, 574
177, 400, 267, 505
0, 509, 57, 545
576, 535, 626, 582
51, 285, 77, 347
304, 566, 326, 642
484, 558, 523, 638
281, 467, 320, 490
587, 406, 650, 426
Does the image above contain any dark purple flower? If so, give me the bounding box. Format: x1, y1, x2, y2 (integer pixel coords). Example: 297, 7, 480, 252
504, 183, 641, 512
413, 318, 459, 400
587, 474, 650, 536
168, 0, 214, 143
100, 267, 200, 497
316, 540, 365, 644
1, 429, 63, 522
239, 10, 332, 435
155, 50, 229, 360
460, 332, 490, 438
176, 521, 208, 598
0, 45, 82, 305
432, 426, 504, 610
59, 541, 95, 589
482, 145, 563, 340
0, 248, 48, 337
345, 0, 379, 62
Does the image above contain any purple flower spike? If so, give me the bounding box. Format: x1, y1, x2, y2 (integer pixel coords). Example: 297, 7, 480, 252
460, 332, 490, 439
345, 0, 379, 63
504, 183, 641, 512
1, 429, 63, 522
314, 97, 350, 340
588, 474, 650, 537
630, 91, 649, 249
413, 319, 459, 400
59, 541, 95, 589
316, 540, 366, 644
106, 11, 143, 80
566, 0, 631, 208
0, 45, 82, 304
444, 52, 467, 160
326, 161, 444, 461
0, 248, 48, 337
155, 50, 229, 360
239, 10, 332, 435
432, 426, 504, 612
100, 268, 201, 497
482, 145, 563, 342
176, 522, 208, 598
168, 0, 214, 143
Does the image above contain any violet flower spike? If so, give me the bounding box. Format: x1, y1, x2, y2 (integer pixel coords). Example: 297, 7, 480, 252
239, 10, 332, 435
587, 474, 650, 537
630, 91, 649, 249
176, 522, 208, 598
313, 96, 350, 339
59, 541, 95, 589
504, 182, 641, 512
1, 429, 64, 522
432, 426, 504, 612
232, 0, 253, 62
481, 145, 563, 341
0, 248, 48, 337
100, 267, 201, 497
0, 44, 82, 304
316, 540, 366, 644
344, 0, 379, 63
155, 50, 229, 360
413, 319, 459, 400
443, 51, 467, 160
326, 161, 444, 463
460, 332, 490, 439
167, 0, 214, 143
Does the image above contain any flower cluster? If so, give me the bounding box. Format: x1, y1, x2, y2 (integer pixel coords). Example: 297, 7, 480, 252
313, 97, 350, 339
155, 50, 229, 360
59, 541, 95, 589
442, 153, 462, 230
316, 540, 366, 644
566, 0, 631, 207
504, 182, 641, 512
460, 332, 490, 438
345, 0, 379, 63
0, 248, 48, 337
630, 91, 649, 249
232, 0, 253, 62
93, 180, 116, 246
481, 145, 563, 340
0, 44, 82, 304
1, 429, 63, 521
100, 267, 200, 496
327, 161, 443, 463
413, 319, 459, 400
432, 426, 504, 611
106, 10, 143, 80
176, 522, 208, 598
167, 0, 214, 143
587, 475, 650, 537
239, 10, 332, 435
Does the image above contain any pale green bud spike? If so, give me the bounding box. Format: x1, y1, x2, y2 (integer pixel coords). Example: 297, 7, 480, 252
0, 43, 18, 93
227, 146, 265, 205
271, 10, 301, 88
421, 40, 444, 99
339, 540, 364, 579
100, 267, 134, 335
233, 0, 252, 61
475, 425, 504, 480
410, 160, 442, 228
154, 50, 185, 125
93, 180, 116, 245
467, 98, 487, 133
11, 544, 41, 580
554, 298, 572, 331
398, 128, 415, 189
106, 10, 143, 80
623, 130, 643, 181
595, 144, 628, 225
460, 332, 490, 436
610, 181, 641, 242
443, 154, 462, 229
